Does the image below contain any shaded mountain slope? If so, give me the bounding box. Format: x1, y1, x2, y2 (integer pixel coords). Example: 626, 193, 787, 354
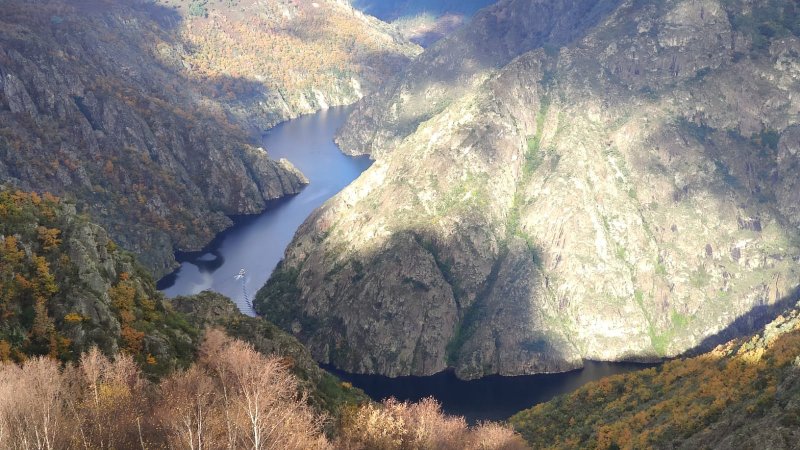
336, 0, 623, 159
0, 0, 308, 276
256, 0, 800, 379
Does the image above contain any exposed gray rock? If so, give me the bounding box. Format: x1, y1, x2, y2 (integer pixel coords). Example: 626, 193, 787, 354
257, 0, 800, 378
0, 1, 308, 277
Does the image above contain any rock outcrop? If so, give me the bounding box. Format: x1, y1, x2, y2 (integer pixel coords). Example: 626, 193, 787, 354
0, 189, 194, 374
257, 0, 800, 379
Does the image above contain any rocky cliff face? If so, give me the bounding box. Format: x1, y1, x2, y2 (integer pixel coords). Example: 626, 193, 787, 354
257, 0, 800, 379
335, 0, 623, 159
0, 0, 417, 277
0, 0, 310, 276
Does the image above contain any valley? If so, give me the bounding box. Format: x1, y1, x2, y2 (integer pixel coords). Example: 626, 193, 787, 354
259, 0, 800, 381
158, 106, 371, 314
157, 103, 656, 424
1, 0, 800, 448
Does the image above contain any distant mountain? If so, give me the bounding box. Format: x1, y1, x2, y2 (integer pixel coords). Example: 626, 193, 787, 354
352, 0, 495, 20
257, 0, 800, 379
0, 0, 417, 277
154, 0, 421, 128
352, 0, 496, 46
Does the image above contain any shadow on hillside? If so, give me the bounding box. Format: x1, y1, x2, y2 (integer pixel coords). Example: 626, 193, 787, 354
137, 2, 182, 30
684, 285, 800, 357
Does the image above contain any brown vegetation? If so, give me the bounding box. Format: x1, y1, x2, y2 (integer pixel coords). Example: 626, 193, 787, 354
0, 189, 196, 373
163, 0, 417, 98
0, 330, 327, 449
0, 329, 526, 449
337, 397, 529, 450
510, 310, 800, 449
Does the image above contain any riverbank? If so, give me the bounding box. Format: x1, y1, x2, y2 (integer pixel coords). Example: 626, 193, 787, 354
158, 106, 370, 313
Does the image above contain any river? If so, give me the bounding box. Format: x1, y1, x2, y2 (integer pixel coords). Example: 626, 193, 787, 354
157, 106, 371, 314
158, 106, 656, 422
328, 361, 656, 423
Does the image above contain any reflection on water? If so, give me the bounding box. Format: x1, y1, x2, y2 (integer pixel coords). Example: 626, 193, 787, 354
157, 106, 371, 314
327, 361, 659, 424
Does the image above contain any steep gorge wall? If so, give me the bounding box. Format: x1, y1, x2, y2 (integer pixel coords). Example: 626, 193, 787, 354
0, 0, 417, 277
257, 0, 800, 379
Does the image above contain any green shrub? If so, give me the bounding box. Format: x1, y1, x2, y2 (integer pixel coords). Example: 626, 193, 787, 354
188, 0, 208, 17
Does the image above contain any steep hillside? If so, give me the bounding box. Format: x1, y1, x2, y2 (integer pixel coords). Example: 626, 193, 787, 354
257, 0, 800, 378
0, 0, 417, 277
0, 187, 362, 412
156, 0, 421, 129
336, 0, 623, 158
0, 0, 309, 276
0, 188, 195, 375
168, 291, 368, 415
510, 300, 800, 449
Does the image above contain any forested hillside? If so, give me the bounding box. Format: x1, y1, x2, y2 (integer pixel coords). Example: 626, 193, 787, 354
511, 300, 800, 449
0, 0, 417, 276
156, 0, 420, 128
0, 189, 194, 374
0, 188, 361, 402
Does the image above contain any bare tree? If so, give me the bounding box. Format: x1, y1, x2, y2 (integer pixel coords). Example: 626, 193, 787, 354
74, 347, 147, 449
336, 397, 528, 450
157, 365, 220, 450
199, 329, 239, 449
0, 357, 68, 450
199, 329, 329, 450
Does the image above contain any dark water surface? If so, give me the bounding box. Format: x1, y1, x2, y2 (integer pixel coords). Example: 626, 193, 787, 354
157, 106, 370, 313
329, 361, 658, 423
158, 106, 659, 422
